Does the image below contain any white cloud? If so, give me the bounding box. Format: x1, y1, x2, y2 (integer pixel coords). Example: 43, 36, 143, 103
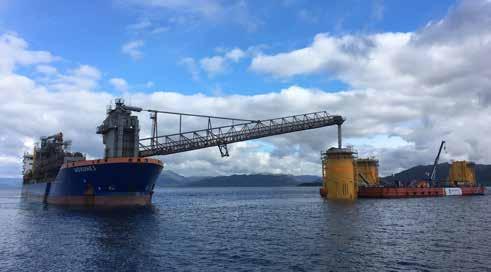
250, 32, 414, 90
189, 47, 247, 78
120, 0, 260, 31
73, 65, 101, 79
127, 18, 169, 34
109, 77, 129, 92
225, 48, 245, 62
179, 57, 200, 80
250, 0, 491, 96
127, 18, 152, 31
36, 65, 58, 75
125, 0, 223, 18
121, 40, 144, 60
0, 32, 57, 75
200, 55, 227, 76
50, 64, 101, 92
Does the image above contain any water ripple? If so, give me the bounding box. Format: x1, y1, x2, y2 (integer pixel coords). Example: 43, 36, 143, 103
0, 187, 490, 271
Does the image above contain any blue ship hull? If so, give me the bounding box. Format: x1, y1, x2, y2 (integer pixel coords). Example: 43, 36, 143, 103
22, 158, 163, 206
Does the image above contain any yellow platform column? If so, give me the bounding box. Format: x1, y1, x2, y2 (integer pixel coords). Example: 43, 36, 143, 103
356, 158, 379, 186
449, 161, 476, 186
323, 147, 357, 200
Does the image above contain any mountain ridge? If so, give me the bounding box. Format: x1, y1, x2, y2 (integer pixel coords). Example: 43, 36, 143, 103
157, 170, 320, 187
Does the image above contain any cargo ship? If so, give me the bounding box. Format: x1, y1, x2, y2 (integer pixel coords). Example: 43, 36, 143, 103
319, 144, 485, 200
22, 99, 163, 206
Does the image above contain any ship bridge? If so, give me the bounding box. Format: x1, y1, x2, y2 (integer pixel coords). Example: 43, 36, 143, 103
97, 99, 344, 158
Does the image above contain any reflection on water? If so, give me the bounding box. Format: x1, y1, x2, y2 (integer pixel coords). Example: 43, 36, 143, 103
0, 187, 490, 271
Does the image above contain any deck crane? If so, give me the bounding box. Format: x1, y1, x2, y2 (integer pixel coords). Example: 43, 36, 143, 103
138, 108, 345, 157
97, 99, 345, 159
429, 140, 446, 187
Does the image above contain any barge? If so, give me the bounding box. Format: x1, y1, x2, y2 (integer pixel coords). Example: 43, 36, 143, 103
320, 144, 485, 200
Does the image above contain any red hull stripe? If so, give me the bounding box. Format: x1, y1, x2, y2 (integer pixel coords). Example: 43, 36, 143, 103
47, 195, 152, 206
320, 186, 485, 198
357, 186, 485, 198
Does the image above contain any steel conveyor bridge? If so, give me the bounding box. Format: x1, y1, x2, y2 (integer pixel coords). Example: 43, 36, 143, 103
138, 109, 344, 157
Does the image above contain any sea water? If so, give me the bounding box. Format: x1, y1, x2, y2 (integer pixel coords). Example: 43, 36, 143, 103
0, 186, 490, 271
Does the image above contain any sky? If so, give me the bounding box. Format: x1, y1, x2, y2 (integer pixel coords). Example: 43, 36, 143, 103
0, 0, 490, 178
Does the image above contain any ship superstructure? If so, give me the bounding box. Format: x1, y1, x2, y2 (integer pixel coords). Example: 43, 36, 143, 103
23, 133, 85, 184
97, 98, 142, 158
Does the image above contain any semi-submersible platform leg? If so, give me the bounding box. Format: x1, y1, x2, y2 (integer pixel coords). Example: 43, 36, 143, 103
320, 124, 358, 201
321, 148, 358, 200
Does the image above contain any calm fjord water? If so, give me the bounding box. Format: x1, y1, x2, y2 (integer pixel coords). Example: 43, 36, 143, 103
0, 187, 490, 271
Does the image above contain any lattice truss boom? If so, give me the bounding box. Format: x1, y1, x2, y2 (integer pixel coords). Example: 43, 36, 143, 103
138, 111, 344, 157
